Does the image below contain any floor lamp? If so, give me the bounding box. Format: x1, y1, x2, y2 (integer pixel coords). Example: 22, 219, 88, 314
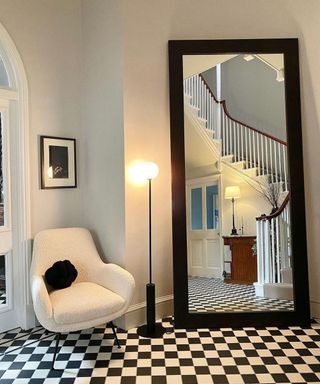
132, 161, 166, 338
225, 186, 241, 236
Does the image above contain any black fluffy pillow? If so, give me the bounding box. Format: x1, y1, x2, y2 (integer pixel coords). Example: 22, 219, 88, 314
45, 260, 78, 290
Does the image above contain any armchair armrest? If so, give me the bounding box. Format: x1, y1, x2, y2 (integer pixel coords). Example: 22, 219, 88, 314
30, 275, 53, 320
90, 263, 135, 304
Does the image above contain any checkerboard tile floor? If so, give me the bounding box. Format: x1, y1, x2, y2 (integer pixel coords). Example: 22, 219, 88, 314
188, 277, 294, 313
0, 288, 6, 305
1, 317, 320, 383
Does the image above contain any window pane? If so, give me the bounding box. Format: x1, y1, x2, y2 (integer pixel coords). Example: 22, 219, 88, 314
0, 113, 4, 226
0, 57, 9, 87
206, 185, 219, 229
0, 255, 6, 306
191, 188, 202, 230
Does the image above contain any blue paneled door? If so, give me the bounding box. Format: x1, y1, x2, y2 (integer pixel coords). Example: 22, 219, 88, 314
187, 179, 221, 278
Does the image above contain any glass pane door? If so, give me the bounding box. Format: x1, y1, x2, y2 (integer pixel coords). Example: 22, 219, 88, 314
191, 187, 203, 230
206, 185, 219, 230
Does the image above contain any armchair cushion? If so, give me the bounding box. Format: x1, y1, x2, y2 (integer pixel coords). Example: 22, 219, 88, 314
50, 282, 125, 325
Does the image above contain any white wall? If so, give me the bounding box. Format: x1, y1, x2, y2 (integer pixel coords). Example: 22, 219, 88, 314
81, 0, 126, 265
0, 0, 83, 235
120, 0, 320, 317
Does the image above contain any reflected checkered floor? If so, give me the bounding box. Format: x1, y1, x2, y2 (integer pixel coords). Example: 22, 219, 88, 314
0, 288, 5, 305
0, 317, 320, 383
188, 277, 294, 313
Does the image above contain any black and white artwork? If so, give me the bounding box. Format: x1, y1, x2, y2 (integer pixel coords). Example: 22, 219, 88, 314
49, 145, 69, 179
40, 136, 76, 189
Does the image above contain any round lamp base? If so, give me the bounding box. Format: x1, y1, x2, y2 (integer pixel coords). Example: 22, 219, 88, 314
137, 323, 167, 338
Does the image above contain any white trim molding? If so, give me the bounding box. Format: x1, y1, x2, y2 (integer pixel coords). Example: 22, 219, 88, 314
0, 22, 32, 330
115, 295, 173, 330
311, 299, 320, 321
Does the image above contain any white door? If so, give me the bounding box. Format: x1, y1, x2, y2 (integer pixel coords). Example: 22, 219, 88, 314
187, 178, 221, 278
0, 99, 19, 332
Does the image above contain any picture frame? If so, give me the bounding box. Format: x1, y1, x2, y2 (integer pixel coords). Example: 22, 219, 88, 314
40, 136, 77, 189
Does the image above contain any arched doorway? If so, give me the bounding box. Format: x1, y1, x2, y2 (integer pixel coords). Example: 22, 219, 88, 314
0, 23, 32, 332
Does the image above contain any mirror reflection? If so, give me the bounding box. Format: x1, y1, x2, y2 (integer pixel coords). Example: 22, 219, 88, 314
183, 53, 294, 313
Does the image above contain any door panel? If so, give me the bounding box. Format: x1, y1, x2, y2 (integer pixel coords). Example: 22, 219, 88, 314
187, 179, 221, 278
206, 239, 220, 269
191, 239, 203, 267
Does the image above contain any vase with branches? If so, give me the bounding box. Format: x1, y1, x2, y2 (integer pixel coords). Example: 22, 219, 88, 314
248, 178, 283, 215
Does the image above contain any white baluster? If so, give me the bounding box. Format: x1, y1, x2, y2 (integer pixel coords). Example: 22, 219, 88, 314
245, 127, 248, 169
257, 133, 261, 176
264, 220, 271, 283
223, 112, 226, 156
197, 76, 199, 110
232, 121, 236, 158
229, 119, 232, 156
283, 145, 288, 191
256, 220, 264, 284
240, 125, 244, 162
202, 80, 205, 119
271, 219, 275, 283
269, 138, 273, 183
226, 118, 229, 155
237, 123, 240, 162
265, 137, 269, 179
217, 102, 221, 140
260, 136, 264, 176
277, 143, 282, 189
208, 96, 211, 131
276, 217, 280, 284
249, 129, 252, 168
274, 141, 278, 184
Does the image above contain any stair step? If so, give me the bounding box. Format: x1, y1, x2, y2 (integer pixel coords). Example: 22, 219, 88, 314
212, 138, 221, 144
243, 167, 258, 177
222, 155, 234, 163
186, 103, 200, 114
197, 116, 207, 124
231, 161, 246, 170
255, 174, 271, 183
205, 128, 215, 138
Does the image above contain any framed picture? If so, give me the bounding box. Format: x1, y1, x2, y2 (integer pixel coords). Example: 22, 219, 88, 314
40, 136, 77, 189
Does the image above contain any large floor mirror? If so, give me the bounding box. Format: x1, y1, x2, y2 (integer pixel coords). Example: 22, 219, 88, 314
169, 39, 310, 328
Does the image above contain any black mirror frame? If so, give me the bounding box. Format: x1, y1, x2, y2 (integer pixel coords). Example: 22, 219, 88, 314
168, 39, 310, 329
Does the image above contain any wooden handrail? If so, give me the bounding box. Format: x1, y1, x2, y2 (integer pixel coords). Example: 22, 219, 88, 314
256, 194, 290, 221
198, 74, 287, 146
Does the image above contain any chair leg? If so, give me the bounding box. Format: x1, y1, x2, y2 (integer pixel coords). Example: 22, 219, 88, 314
51, 332, 61, 370
109, 321, 121, 349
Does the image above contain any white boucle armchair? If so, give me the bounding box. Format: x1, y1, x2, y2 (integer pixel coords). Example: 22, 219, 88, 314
30, 227, 135, 369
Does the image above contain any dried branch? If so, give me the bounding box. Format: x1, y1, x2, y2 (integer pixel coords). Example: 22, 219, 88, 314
245, 177, 283, 210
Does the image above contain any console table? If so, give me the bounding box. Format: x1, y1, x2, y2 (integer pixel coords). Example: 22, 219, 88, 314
223, 236, 257, 284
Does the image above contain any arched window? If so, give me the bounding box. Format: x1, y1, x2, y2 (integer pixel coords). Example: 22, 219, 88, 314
0, 56, 9, 86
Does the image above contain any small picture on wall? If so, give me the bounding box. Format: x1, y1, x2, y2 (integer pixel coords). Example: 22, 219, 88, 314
40, 136, 77, 189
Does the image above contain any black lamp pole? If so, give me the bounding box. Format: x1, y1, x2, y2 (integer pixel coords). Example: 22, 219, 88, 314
137, 178, 166, 338
230, 197, 238, 236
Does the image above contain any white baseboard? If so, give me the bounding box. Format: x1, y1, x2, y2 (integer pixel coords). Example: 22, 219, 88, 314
310, 300, 320, 321
114, 295, 173, 330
